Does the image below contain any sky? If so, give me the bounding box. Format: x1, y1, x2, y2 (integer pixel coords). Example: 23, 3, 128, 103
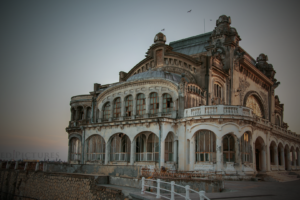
0, 0, 299, 161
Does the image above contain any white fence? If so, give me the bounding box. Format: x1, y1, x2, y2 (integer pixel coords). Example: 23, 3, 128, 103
141, 177, 210, 200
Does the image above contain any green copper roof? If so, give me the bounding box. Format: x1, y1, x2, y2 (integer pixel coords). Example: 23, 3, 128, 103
169, 31, 212, 55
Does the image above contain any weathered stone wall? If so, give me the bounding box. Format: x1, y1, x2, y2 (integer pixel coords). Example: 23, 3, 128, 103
46, 163, 141, 178
0, 169, 124, 200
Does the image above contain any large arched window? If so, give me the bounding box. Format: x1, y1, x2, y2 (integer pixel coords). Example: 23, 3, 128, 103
147, 133, 159, 161
165, 133, 174, 162
223, 134, 235, 163
110, 134, 131, 162
195, 130, 216, 162
70, 137, 81, 161
71, 107, 76, 121
163, 94, 173, 113
125, 95, 133, 117
113, 98, 121, 118
86, 135, 105, 162
150, 93, 159, 114
103, 102, 110, 120
137, 94, 146, 116
77, 106, 84, 120
246, 95, 263, 118
241, 132, 251, 163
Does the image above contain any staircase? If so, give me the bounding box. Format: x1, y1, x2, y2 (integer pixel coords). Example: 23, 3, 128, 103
265, 171, 300, 182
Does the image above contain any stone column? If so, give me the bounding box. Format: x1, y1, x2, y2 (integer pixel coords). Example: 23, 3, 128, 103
75, 108, 79, 120
287, 150, 291, 171
293, 150, 296, 168
70, 108, 73, 121
160, 138, 165, 166
105, 140, 110, 165
145, 94, 150, 118
281, 148, 285, 170
216, 137, 223, 172
121, 97, 125, 119
261, 145, 267, 171
190, 137, 195, 170
83, 107, 87, 120
274, 146, 278, 170
158, 93, 163, 116
235, 138, 241, 171
132, 96, 137, 119
173, 140, 178, 163
109, 100, 114, 121
130, 140, 135, 165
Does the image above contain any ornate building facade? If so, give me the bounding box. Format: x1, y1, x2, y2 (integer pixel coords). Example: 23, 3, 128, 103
66, 15, 300, 174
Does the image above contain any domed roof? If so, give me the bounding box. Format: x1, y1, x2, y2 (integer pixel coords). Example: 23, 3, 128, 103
127, 70, 188, 83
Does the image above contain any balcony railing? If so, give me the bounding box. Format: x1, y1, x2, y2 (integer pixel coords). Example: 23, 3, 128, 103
184, 105, 253, 118
136, 152, 159, 162
110, 153, 130, 162
70, 153, 81, 161
86, 153, 105, 162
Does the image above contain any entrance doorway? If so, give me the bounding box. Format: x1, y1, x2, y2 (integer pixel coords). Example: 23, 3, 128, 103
255, 137, 266, 172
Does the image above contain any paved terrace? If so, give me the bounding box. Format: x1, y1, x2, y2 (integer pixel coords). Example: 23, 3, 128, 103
129, 179, 300, 200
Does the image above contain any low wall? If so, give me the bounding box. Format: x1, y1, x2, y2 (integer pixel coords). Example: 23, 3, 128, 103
45, 163, 142, 178
109, 176, 224, 193
0, 169, 124, 200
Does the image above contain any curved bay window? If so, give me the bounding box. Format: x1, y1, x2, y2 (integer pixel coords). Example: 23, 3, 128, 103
163, 94, 173, 113
195, 130, 216, 162
223, 134, 235, 163
125, 95, 133, 117
113, 98, 121, 118
165, 133, 174, 162
241, 133, 251, 163
150, 93, 159, 114
136, 94, 146, 116
103, 102, 110, 120
86, 135, 105, 162
246, 95, 263, 118
110, 134, 131, 162
70, 137, 81, 161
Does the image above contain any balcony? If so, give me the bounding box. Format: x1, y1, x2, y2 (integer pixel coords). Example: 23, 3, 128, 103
184, 105, 253, 118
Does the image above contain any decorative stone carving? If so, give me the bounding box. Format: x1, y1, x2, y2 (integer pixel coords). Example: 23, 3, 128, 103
239, 77, 250, 105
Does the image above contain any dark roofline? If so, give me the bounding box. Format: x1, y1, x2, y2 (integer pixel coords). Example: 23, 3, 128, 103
169, 31, 212, 45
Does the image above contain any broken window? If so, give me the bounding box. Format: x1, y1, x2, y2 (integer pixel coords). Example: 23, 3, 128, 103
195, 130, 216, 162
125, 95, 133, 117
163, 94, 173, 113
110, 134, 131, 162
150, 93, 159, 114
113, 98, 121, 118
136, 94, 146, 116
103, 102, 110, 120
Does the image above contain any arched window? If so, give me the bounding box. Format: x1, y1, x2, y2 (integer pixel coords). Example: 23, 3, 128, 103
223, 134, 235, 163
150, 93, 159, 114
113, 98, 121, 118
70, 137, 81, 161
246, 95, 263, 118
71, 108, 76, 121
241, 133, 251, 163
165, 133, 174, 162
195, 130, 216, 162
103, 102, 110, 120
136, 94, 146, 116
125, 95, 133, 117
86, 135, 105, 161
214, 83, 222, 98
110, 134, 131, 162
77, 106, 84, 120
87, 107, 91, 120
275, 115, 280, 126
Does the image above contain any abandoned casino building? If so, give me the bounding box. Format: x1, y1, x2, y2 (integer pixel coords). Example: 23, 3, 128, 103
66, 15, 300, 175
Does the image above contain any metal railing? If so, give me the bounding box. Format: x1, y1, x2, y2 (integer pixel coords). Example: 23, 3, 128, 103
110, 153, 130, 162
86, 153, 105, 162
141, 177, 210, 200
